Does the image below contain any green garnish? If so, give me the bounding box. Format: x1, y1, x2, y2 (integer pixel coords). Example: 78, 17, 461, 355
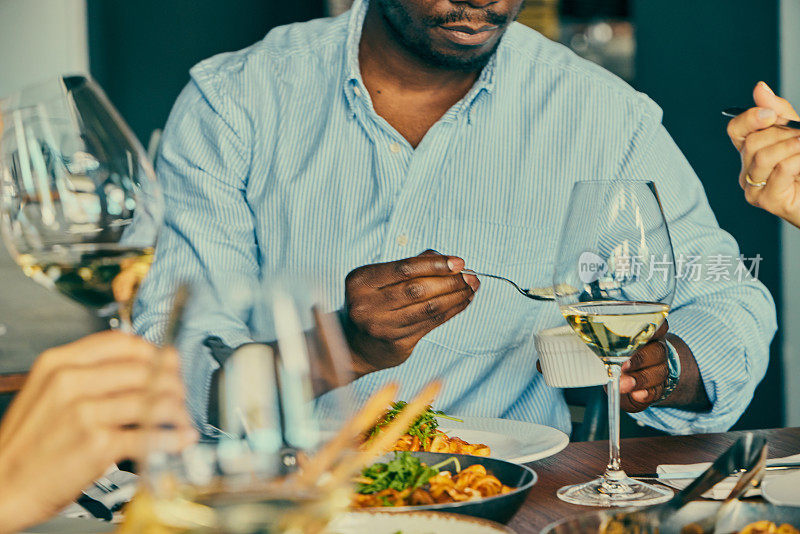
366, 401, 463, 450
357, 452, 439, 496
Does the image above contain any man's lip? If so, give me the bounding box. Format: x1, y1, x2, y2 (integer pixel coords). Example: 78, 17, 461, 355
439, 24, 498, 35
438, 24, 499, 46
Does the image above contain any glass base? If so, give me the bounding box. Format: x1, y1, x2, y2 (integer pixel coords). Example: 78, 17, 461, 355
557, 473, 673, 507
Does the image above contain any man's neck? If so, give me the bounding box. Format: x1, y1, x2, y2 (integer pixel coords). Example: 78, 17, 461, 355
357, 3, 483, 147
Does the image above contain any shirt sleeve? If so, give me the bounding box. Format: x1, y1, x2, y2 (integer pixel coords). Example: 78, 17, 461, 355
615, 99, 777, 434
133, 72, 257, 431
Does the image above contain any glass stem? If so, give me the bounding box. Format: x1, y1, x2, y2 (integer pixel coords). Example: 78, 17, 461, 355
606, 363, 624, 478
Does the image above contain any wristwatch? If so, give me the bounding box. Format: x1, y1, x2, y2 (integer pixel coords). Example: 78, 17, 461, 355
655, 338, 681, 405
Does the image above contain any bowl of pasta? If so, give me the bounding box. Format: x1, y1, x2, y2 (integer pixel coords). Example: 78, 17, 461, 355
350, 451, 537, 524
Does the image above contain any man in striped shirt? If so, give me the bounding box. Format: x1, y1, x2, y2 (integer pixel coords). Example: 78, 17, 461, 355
135, 0, 776, 436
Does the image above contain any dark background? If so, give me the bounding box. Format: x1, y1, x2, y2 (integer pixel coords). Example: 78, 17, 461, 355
87, 0, 326, 144
82, 0, 783, 434
632, 0, 782, 431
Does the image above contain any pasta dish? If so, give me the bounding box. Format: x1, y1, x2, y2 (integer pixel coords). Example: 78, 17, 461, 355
363, 401, 490, 456
351, 452, 513, 508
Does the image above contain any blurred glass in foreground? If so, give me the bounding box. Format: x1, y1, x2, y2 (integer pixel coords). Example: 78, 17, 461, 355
120, 279, 356, 533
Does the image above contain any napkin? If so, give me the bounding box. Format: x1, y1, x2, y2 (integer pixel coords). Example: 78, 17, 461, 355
656, 453, 800, 499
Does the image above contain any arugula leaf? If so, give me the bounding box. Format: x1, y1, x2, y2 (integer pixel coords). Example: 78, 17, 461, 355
366, 401, 462, 450
357, 452, 439, 495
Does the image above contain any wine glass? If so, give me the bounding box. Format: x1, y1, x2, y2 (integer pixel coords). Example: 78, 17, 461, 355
122, 279, 356, 533
553, 180, 676, 507
0, 75, 163, 330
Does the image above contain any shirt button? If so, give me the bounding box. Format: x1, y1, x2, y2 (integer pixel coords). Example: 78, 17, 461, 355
396, 234, 409, 247
389, 142, 402, 154
353, 86, 362, 97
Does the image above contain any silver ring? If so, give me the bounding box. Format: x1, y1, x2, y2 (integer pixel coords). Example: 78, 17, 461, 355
745, 174, 768, 188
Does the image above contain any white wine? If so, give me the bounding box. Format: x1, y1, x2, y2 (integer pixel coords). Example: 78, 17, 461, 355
16, 244, 154, 321
561, 301, 669, 364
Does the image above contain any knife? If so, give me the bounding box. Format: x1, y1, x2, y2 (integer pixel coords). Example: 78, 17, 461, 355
632, 463, 800, 481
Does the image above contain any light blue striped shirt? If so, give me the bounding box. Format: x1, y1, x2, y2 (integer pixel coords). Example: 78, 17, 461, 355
134, 0, 777, 436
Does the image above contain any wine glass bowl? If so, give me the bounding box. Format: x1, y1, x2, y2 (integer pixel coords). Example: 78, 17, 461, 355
553, 180, 676, 507
0, 75, 162, 327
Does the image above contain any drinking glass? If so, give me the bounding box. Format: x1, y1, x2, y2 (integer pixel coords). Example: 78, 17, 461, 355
0, 75, 163, 329
552, 180, 676, 506
122, 280, 355, 533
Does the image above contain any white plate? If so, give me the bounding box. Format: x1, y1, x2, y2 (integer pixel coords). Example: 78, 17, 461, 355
762, 470, 800, 507
438, 416, 569, 464
327, 510, 515, 533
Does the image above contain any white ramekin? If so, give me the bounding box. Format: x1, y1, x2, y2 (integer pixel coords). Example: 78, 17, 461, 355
534, 325, 609, 388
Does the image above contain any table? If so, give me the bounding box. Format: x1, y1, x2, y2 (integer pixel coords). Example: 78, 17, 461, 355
0, 245, 100, 395
510, 427, 800, 533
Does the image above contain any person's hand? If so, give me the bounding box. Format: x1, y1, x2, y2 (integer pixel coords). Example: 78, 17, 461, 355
618, 321, 670, 413
342, 250, 479, 375
0, 331, 197, 534
727, 81, 800, 228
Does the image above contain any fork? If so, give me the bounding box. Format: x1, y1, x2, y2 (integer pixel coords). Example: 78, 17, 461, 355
461, 269, 559, 301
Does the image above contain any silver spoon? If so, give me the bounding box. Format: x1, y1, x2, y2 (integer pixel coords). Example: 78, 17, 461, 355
461, 269, 568, 302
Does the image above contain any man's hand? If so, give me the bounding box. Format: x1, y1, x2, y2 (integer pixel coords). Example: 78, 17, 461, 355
619, 321, 670, 412
342, 250, 479, 376
619, 320, 711, 413
0, 332, 197, 534
727, 81, 800, 228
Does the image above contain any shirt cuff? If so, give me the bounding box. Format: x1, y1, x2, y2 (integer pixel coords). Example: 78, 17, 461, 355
628, 305, 768, 435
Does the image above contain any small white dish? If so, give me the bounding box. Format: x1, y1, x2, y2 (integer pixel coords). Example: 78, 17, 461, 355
327, 510, 516, 533
534, 325, 608, 388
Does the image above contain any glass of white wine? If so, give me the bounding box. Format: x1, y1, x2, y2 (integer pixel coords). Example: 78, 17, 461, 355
553, 180, 676, 507
0, 75, 163, 329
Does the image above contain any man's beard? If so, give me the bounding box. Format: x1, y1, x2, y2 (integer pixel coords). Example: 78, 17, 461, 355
376, 0, 517, 71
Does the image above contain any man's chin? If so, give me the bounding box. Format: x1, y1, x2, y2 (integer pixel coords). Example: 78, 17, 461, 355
423, 41, 500, 71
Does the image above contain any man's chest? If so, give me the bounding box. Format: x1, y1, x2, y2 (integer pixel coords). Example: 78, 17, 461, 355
243, 111, 591, 351
244, 105, 604, 288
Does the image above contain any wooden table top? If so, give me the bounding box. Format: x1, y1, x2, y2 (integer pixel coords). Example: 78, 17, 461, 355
509, 427, 800, 533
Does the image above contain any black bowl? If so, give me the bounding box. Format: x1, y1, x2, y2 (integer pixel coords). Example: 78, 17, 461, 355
358, 451, 537, 524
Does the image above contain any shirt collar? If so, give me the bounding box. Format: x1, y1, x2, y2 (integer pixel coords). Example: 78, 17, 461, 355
342, 0, 370, 116
342, 0, 498, 120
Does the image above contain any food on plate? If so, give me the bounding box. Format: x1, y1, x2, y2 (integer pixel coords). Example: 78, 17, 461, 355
351, 451, 513, 508
603, 519, 800, 534
734, 521, 800, 534
679, 521, 800, 534
363, 401, 490, 456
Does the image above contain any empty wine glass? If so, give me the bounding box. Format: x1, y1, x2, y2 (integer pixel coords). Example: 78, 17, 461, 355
0, 75, 163, 329
553, 180, 676, 507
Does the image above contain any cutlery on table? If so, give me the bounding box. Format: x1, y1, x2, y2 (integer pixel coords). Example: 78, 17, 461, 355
706, 443, 768, 534
631, 462, 800, 481
606, 433, 767, 534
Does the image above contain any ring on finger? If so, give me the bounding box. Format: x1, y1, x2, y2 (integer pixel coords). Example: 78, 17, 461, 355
745, 174, 768, 188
